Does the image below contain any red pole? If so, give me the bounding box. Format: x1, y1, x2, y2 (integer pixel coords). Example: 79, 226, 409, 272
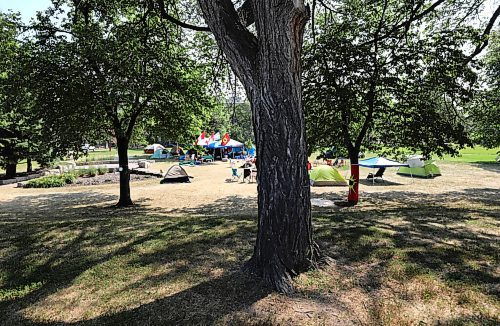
348, 164, 359, 205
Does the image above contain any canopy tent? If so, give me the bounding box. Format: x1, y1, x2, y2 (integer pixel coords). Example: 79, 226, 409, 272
359, 157, 408, 184
358, 157, 408, 168
205, 139, 244, 149
160, 165, 191, 183
204, 139, 245, 160
144, 143, 165, 154
309, 165, 347, 186
398, 160, 441, 178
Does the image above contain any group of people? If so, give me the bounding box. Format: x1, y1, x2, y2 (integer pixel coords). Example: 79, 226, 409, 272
230, 157, 257, 182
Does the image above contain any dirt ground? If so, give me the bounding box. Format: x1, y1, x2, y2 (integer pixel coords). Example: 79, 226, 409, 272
0, 160, 498, 325
1, 160, 497, 209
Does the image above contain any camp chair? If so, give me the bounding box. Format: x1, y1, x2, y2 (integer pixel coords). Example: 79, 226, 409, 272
231, 168, 241, 182
367, 167, 386, 184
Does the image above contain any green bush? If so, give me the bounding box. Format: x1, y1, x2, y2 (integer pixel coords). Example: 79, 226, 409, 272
24, 174, 76, 188
87, 167, 97, 177
72, 169, 87, 178
97, 167, 108, 175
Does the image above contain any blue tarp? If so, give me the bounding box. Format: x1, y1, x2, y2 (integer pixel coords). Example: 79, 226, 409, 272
358, 157, 408, 168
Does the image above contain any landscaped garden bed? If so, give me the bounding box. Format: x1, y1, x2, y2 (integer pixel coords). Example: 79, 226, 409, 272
22, 167, 156, 188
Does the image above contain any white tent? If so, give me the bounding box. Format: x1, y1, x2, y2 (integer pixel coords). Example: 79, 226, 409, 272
144, 143, 165, 153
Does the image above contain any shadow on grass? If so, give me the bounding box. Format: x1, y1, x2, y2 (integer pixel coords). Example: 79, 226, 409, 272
312, 187, 499, 295
0, 186, 498, 324
470, 162, 500, 174
0, 191, 267, 325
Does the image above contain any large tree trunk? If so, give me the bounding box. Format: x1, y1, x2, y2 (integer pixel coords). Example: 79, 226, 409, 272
199, 0, 318, 293
5, 162, 17, 179
116, 136, 133, 207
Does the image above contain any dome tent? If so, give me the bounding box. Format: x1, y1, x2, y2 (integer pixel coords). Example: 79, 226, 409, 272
160, 166, 192, 183
310, 165, 347, 186
397, 160, 441, 178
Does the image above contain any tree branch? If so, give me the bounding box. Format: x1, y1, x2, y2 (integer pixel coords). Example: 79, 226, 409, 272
198, 0, 258, 86
360, 0, 447, 46
465, 4, 500, 64
156, 0, 210, 32
237, 0, 255, 27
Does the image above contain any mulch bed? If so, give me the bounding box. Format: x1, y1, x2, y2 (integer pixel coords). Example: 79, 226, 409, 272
70, 173, 156, 186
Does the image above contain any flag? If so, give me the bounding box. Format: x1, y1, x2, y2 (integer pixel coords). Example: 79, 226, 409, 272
196, 132, 206, 145
213, 132, 221, 141
221, 133, 230, 146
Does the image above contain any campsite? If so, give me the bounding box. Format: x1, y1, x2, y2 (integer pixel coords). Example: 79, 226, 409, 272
1, 0, 500, 325
1, 153, 499, 324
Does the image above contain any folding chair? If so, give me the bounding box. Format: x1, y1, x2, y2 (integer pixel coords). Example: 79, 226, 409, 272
367, 167, 386, 184
231, 168, 241, 182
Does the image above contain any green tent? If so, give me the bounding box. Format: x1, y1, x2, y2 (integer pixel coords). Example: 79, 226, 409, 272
397, 160, 441, 178
310, 165, 347, 186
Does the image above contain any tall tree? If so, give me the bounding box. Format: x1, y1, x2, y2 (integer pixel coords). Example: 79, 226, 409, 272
303, 0, 499, 205
34, 0, 212, 206
0, 13, 56, 178
468, 30, 500, 149
189, 0, 318, 293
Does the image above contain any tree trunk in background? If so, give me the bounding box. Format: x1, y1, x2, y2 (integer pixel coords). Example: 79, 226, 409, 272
5, 162, 17, 179
116, 136, 133, 207
348, 154, 359, 205
27, 158, 32, 173
199, 0, 318, 293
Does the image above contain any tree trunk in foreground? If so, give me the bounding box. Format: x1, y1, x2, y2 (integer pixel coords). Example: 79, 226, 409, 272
199, 0, 319, 293
27, 158, 33, 173
116, 136, 133, 207
5, 162, 17, 179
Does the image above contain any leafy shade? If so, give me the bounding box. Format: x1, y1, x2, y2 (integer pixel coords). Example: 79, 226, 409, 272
303, 0, 481, 160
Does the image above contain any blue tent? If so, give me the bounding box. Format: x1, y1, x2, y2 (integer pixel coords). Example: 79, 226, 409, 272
359, 157, 408, 168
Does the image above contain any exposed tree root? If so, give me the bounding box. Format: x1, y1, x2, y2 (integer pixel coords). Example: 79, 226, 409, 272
242, 241, 325, 294
115, 199, 134, 208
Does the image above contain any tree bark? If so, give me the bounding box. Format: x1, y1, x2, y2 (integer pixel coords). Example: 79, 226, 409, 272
5, 162, 17, 179
116, 136, 133, 207
198, 0, 318, 293
27, 158, 33, 173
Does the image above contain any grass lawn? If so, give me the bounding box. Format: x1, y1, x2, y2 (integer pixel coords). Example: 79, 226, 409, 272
76, 148, 149, 162
0, 149, 150, 175
0, 161, 498, 325
438, 146, 500, 164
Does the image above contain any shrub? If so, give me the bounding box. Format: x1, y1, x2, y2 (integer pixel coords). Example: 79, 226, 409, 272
97, 167, 108, 175
72, 169, 87, 178
24, 174, 76, 188
87, 167, 97, 177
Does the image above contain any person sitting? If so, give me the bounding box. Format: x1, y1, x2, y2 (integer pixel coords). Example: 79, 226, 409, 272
240, 161, 253, 181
